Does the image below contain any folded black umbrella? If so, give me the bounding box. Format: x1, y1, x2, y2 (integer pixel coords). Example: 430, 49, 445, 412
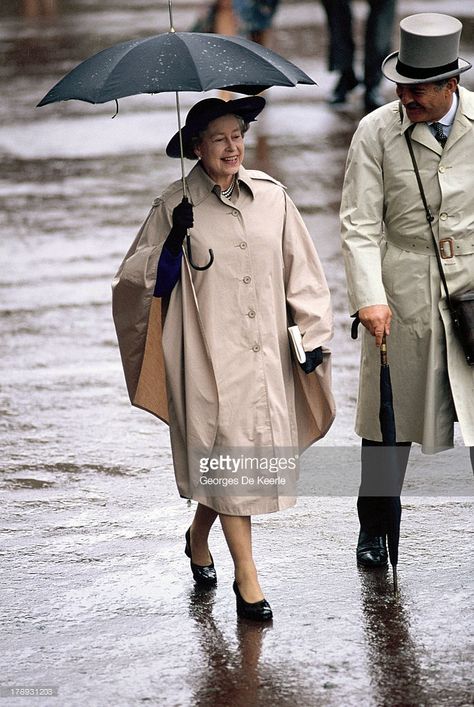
352, 317, 402, 592
379, 334, 401, 592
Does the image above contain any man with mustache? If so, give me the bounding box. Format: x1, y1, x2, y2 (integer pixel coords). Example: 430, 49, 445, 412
340, 13, 474, 567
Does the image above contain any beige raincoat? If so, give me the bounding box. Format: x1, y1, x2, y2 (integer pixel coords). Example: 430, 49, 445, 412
341, 86, 474, 452
112, 163, 335, 514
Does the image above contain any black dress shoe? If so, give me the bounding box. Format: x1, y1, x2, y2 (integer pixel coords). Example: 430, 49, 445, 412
357, 529, 388, 568
329, 70, 359, 105
233, 581, 273, 621
185, 528, 217, 586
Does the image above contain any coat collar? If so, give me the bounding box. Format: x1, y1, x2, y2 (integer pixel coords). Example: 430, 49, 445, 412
447, 86, 474, 148
399, 86, 474, 154
186, 162, 255, 206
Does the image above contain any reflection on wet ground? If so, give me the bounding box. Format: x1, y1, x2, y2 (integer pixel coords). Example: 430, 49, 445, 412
1, 0, 473, 704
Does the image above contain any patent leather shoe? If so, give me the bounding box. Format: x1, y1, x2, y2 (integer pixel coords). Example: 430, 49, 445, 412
233, 581, 273, 621
357, 529, 388, 568
185, 528, 217, 586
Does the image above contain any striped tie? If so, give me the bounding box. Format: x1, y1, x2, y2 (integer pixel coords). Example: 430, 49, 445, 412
432, 122, 447, 147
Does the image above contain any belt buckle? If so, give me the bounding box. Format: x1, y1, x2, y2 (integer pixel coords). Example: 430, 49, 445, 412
439, 237, 454, 259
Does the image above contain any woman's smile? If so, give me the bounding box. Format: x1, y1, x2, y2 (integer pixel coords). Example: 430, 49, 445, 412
194, 114, 244, 189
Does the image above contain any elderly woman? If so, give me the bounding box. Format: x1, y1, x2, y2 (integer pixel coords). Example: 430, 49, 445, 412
112, 96, 334, 621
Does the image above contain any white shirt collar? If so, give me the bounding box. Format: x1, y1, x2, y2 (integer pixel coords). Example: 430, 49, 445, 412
429, 91, 458, 127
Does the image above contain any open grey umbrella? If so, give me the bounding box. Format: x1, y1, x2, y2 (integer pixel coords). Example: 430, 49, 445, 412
37, 0, 316, 269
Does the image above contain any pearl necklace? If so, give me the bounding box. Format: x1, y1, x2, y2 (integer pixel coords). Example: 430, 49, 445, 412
221, 177, 236, 199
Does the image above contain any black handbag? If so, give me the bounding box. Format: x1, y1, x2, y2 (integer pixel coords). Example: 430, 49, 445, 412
451, 291, 474, 365
403, 123, 474, 366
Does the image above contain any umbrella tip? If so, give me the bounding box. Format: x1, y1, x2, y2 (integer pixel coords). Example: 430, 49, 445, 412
392, 565, 398, 595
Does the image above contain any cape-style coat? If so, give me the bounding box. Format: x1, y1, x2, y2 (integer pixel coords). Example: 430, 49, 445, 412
341, 86, 474, 452
112, 163, 335, 514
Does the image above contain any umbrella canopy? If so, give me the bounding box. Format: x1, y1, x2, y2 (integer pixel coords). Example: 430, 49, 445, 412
37, 31, 316, 107
37, 27, 316, 270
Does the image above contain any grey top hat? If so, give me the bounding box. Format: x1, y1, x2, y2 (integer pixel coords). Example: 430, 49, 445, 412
382, 13, 472, 84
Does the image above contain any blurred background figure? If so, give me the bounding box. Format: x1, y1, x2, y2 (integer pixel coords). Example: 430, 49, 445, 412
193, 0, 238, 35
193, 0, 280, 47
22, 0, 57, 18
233, 0, 281, 46
320, 0, 396, 112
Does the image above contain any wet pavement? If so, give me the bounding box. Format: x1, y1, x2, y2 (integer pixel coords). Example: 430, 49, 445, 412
1, 1, 473, 705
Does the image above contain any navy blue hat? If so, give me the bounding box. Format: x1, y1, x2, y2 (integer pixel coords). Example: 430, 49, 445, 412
166, 96, 265, 159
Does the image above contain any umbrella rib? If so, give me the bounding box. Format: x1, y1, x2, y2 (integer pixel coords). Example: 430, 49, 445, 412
102, 34, 204, 100
38, 39, 145, 105
185, 33, 297, 90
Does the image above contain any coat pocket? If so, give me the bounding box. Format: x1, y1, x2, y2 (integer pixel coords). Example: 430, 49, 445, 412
382, 244, 430, 326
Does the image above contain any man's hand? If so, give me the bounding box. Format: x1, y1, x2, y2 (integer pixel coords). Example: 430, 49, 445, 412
358, 305, 392, 347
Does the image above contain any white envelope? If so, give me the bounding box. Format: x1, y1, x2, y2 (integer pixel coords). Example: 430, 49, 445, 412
288, 325, 306, 364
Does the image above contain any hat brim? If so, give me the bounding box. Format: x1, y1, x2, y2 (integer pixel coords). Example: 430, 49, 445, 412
166, 96, 266, 159
382, 51, 472, 84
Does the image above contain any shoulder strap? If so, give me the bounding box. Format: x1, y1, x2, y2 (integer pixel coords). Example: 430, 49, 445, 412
399, 102, 454, 312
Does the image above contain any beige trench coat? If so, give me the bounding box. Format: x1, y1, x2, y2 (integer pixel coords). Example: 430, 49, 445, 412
112, 164, 335, 514
341, 86, 474, 452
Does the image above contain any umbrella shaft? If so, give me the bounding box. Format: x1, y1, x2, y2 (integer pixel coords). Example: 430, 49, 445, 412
168, 0, 175, 32
174, 91, 187, 199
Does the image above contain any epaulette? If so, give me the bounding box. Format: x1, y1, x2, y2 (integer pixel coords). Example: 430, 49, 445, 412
245, 170, 286, 189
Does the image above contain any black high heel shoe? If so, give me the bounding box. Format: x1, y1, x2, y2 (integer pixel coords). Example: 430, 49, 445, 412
233, 581, 273, 621
185, 528, 217, 586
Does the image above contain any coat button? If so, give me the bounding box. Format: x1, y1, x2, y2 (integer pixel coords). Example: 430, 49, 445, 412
252, 344, 260, 352
439, 165, 445, 174
240, 242, 247, 249
232, 210, 239, 216
243, 275, 251, 284
440, 212, 448, 221
248, 309, 256, 318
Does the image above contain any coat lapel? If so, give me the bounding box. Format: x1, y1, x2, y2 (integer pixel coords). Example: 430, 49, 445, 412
410, 122, 442, 156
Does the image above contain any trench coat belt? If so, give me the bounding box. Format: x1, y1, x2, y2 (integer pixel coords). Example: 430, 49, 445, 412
385, 232, 474, 257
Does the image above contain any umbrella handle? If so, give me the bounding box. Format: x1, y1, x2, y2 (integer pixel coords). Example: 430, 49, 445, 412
174, 89, 214, 270
380, 333, 388, 366
186, 234, 214, 271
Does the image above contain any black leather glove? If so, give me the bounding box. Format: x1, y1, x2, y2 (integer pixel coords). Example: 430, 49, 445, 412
164, 197, 194, 256
299, 346, 323, 374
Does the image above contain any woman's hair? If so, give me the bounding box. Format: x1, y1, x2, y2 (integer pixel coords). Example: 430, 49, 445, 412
188, 115, 249, 159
